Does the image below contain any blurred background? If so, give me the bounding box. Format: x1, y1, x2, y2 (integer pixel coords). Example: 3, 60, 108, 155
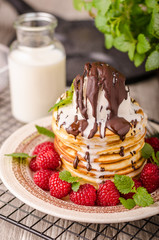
0, 0, 159, 120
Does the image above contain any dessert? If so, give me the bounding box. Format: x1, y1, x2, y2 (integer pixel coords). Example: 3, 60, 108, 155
52, 62, 147, 186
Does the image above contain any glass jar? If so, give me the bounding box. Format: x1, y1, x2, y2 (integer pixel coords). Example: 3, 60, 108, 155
8, 12, 66, 123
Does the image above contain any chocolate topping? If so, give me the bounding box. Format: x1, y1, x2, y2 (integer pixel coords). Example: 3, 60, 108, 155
84, 151, 92, 171
119, 146, 125, 157
67, 62, 131, 139
73, 156, 79, 169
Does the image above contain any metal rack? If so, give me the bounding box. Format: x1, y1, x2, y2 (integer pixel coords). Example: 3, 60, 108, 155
0, 88, 159, 240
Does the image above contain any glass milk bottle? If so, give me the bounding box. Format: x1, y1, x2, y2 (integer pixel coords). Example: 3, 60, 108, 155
8, 12, 66, 122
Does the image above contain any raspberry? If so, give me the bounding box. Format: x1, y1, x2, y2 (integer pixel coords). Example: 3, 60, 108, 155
69, 184, 96, 206
96, 180, 120, 206
145, 137, 159, 153
33, 169, 54, 190
32, 141, 54, 155
49, 172, 71, 199
122, 179, 142, 199
29, 157, 40, 172
36, 149, 60, 170
140, 163, 159, 193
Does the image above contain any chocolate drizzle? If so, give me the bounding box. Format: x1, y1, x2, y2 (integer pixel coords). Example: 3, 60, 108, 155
73, 156, 79, 169
84, 151, 92, 171
119, 146, 124, 157
68, 62, 130, 140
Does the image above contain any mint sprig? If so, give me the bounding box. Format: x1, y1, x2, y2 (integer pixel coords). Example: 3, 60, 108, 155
59, 170, 81, 192
114, 174, 154, 209
114, 174, 134, 194
49, 82, 74, 112
35, 125, 55, 138
133, 187, 154, 207
5, 153, 35, 159
73, 0, 159, 71
141, 142, 159, 166
119, 197, 136, 210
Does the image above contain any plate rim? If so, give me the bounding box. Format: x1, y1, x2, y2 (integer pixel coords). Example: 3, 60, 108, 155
0, 116, 159, 224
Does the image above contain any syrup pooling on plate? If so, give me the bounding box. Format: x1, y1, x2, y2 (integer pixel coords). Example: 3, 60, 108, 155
52, 62, 146, 183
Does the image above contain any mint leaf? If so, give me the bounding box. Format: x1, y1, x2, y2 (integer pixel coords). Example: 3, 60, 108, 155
72, 182, 80, 192
35, 125, 55, 138
156, 151, 159, 160
59, 170, 80, 183
152, 151, 159, 166
119, 197, 136, 210
5, 153, 35, 159
134, 53, 145, 67
145, 0, 156, 8
59, 170, 72, 181
114, 174, 134, 194
128, 43, 136, 61
73, 0, 84, 11
151, 7, 159, 37
145, 51, 159, 71
49, 82, 74, 112
84, 2, 93, 11
93, 0, 111, 15
141, 143, 154, 159
95, 14, 109, 33
59, 170, 81, 191
137, 34, 151, 54
114, 35, 131, 52
105, 34, 113, 49
133, 187, 154, 207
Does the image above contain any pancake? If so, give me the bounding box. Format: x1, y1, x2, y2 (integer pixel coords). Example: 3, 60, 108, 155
51, 62, 147, 185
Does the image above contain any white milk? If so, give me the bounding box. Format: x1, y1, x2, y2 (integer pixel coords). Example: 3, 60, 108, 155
8, 46, 66, 122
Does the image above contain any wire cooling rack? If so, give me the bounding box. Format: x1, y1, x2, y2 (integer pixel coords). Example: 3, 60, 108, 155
0, 88, 159, 240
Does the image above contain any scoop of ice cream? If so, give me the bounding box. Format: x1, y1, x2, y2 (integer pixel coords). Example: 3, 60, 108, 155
54, 62, 143, 140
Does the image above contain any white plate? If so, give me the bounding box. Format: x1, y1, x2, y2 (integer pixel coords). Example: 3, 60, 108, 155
0, 116, 159, 223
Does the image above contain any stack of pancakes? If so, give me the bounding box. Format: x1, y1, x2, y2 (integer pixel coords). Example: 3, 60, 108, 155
52, 62, 147, 186
52, 105, 146, 185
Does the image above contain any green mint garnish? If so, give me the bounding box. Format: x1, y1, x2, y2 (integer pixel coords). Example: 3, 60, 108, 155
114, 174, 134, 194
133, 187, 154, 207
114, 174, 154, 209
119, 197, 136, 210
72, 182, 80, 192
49, 82, 74, 112
152, 151, 159, 166
5, 153, 35, 159
59, 170, 80, 192
35, 125, 55, 138
141, 143, 154, 159
73, 0, 159, 71
141, 142, 159, 166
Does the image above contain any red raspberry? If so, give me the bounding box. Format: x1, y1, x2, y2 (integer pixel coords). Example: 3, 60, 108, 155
145, 137, 159, 153
33, 169, 54, 190
36, 149, 60, 170
140, 163, 159, 193
69, 184, 96, 206
49, 172, 71, 199
122, 179, 142, 199
96, 180, 120, 206
32, 141, 54, 155
29, 157, 40, 172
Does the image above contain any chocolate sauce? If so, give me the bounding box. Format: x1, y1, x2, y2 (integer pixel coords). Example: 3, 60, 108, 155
131, 160, 136, 170
69, 62, 130, 140
100, 167, 105, 172
73, 156, 79, 169
84, 151, 92, 171
119, 146, 124, 157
